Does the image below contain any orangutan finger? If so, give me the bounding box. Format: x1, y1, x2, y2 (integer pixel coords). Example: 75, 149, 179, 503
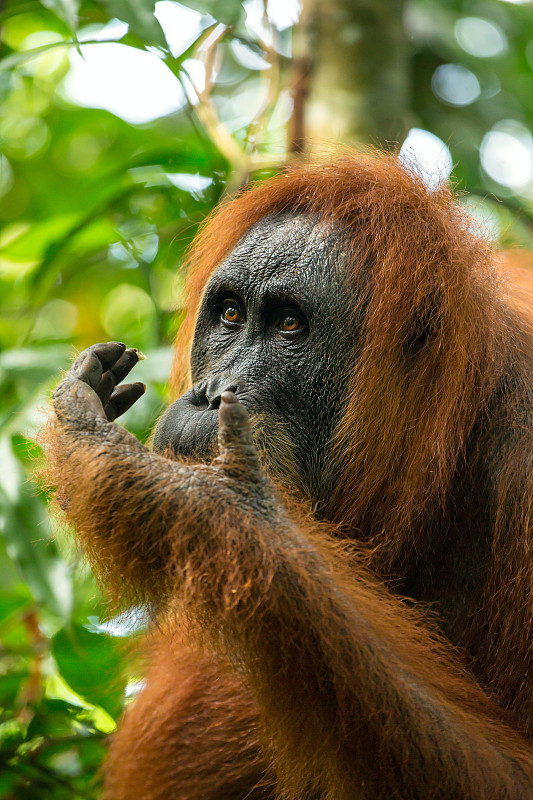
104, 382, 146, 421
98, 348, 144, 405
71, 342, 126, 390
215, 391, 263, 482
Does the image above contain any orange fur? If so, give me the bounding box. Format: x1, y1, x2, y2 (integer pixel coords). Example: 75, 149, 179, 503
43, 150, 533, 799
171, 150, 533, 732
102, 631, 272, 800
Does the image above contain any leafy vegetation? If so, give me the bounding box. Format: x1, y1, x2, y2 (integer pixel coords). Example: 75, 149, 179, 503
1, 0, 533, 795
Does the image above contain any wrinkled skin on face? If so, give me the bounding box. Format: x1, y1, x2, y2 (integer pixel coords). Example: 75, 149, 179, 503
153, 213, 359, 502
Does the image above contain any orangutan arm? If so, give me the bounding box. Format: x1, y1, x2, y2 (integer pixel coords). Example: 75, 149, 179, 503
45, 343, 533, 800
103, 635, 272, 800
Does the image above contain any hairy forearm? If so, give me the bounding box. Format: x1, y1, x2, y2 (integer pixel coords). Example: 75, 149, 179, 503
44, 412, 276, 608
232, 537, 533, 799
45, 414, 187, 604
45, 415, 533, 800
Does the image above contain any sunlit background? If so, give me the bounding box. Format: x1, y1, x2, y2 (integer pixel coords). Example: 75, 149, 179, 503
2, 0, 533, 795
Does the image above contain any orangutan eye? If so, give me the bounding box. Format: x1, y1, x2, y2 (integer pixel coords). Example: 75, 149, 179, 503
221, 300, 244, 327
224, 307, 239, 323
280, 315, 298, 332
279, 312, 305, 334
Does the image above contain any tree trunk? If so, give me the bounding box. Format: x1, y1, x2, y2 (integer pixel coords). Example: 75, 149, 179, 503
289, 0, 411, 152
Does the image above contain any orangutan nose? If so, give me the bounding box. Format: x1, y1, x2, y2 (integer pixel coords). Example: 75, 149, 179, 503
205, 376, 240, 410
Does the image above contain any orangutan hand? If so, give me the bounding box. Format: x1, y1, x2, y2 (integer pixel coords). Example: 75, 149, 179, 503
52, 342, 146, 425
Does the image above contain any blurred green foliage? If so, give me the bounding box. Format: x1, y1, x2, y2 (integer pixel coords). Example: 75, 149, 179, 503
1, 0, 533, 796
0, 2, 229, 794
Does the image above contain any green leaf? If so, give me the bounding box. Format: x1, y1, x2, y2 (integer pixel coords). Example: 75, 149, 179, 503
0, 715, 28, 752
0, 437, 73, 621
0, 4, 43, 24
0, 40, 80, 72
184, 0, 244, 26
0, 214, 78, 259
26, 698, 86, 739
0, 671, 29, 709
0, 589, 31, 623
0, 345, 71, 386
52, 624, 125, 717
41, 0, 80, 33
0, 770, 18, 795
101, 0, 168, 49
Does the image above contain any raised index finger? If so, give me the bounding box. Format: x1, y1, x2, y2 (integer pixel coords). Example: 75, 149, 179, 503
215, 392, 263, 482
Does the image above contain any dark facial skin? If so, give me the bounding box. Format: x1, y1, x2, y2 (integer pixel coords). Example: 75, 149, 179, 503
153, 213, 359, 503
